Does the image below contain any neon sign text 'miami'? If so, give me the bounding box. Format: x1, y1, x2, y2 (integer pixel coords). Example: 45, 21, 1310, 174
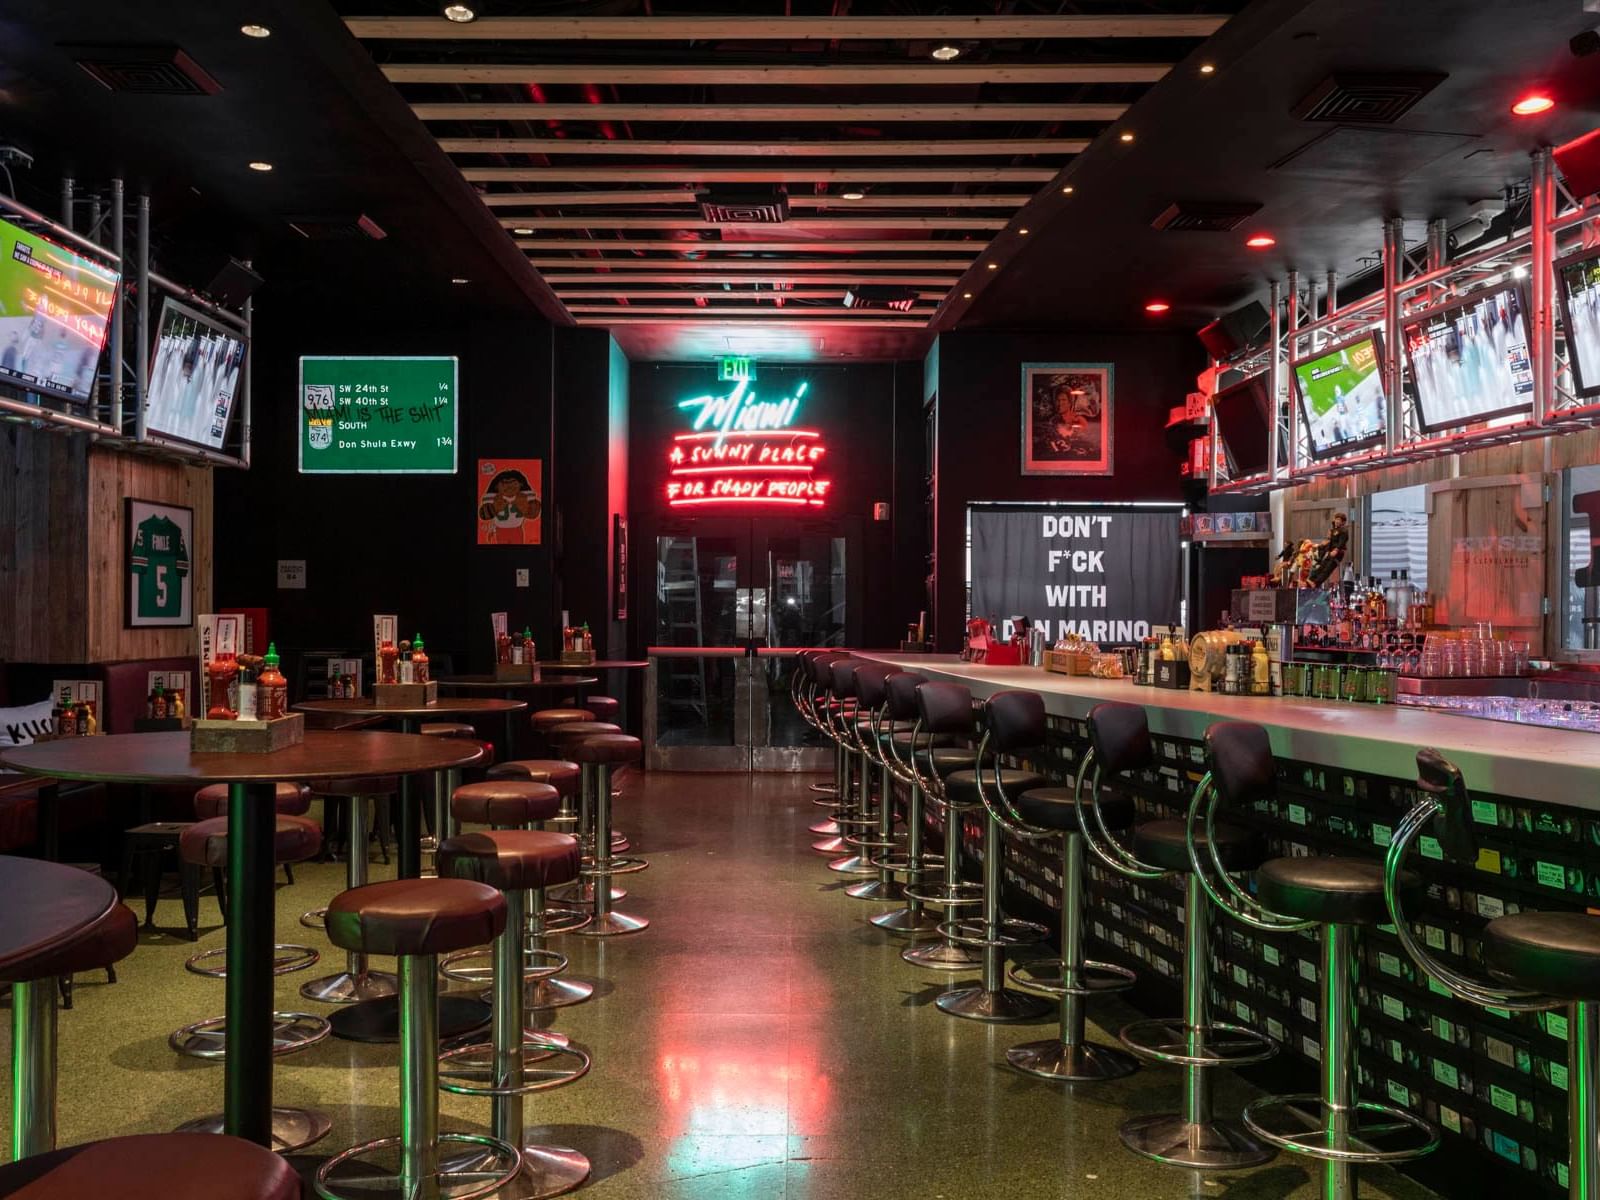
677, 379, 807, 447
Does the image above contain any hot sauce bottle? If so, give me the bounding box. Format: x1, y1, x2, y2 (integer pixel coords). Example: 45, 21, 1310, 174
259, 643, 288, 720
207, 656, 238, 720
523, 627, 535, 661
59, 695, 77, 737
380, 637, 398, 685
497, 630, 512, 665
412, 634, 429, 684
151, 681, 168, 720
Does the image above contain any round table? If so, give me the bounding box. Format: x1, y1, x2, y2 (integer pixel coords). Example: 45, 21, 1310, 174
436, 675, 596, 755
1, 857, 118, 1157
0, 731, 483, 1151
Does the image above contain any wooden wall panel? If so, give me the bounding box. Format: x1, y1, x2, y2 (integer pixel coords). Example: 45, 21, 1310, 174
1426, 474, 1545, 653
0, 427, 89, 663
84, 449, 213, 664
1551, 426, 1600, 471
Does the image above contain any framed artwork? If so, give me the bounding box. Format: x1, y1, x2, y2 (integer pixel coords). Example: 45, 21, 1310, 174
1020, 362, 1114, 476
125, 498, 194, 628
476, 458, 543, 545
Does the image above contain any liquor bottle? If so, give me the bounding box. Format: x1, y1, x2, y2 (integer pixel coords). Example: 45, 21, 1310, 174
237, 656, 259, 721
398, 640, 414, 685
412, 634, 429, 684
258, 643, 288, 720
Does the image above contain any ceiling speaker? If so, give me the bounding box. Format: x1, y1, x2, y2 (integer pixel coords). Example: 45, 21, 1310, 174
1555, 128, 1600, 201
1197, 301, 1269, 362
204, 258, 264, 309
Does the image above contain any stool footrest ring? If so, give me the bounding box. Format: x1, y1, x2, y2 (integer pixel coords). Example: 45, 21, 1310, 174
938, 915, 1049, 949
1241, 1094, 1440, 1163
315, 1132, 522, 1200
537, 905, 592, 935
440, 945, 568, 987
168, 1011, 332, 1060
299, 908, 327, 930
903, 880, 983, 906
1119, 1017, 1279, 1067
185, 943, 319, 978
579, 855, 648, 878
439, 1038, 591, 1096
842, 833, 899, 851
865, 851, 939, 875
1007, 958, 1137, 998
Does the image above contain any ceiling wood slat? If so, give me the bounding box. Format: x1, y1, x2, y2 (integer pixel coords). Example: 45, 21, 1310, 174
486, 194, 1032, 210
348, 15, 1230, 40
462, 167, 1058, 182
565, 304, 936, 315
545, 274, 959, 285
528, 260, 974, 271
502, 216, 1006, 230
438, 137, 1087, 156
385, 62, 1173, 86
413, 102, 1126, 122
575, 317, 928, 329
553, 287, 946, 298
514, 240, 982, 251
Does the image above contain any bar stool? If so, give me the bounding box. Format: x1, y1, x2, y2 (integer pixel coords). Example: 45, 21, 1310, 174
901, 680, 985, 972
530, 707, 596, 746
298, 778, 401, 1009
840, 663, 911, 901
488, 757, 583, 834
444, 779, 594, 1005
1191, 721, 1437, 1192
933, 692, 1051, 1023
793, 650, 842, 806
805, 652, 857, 847
437, 830, 593, 1198
316, 878, 521, 1200
1072, 704, 1277, 1166
171, 815, 332, 1076
419, 722, 489, 875
5, 895, 137, 1159
867, 670, 949, 934
821, 659, 879, 875
0, 1132, 301, 1199
194, 782, 313, 886
960, 690, 1140, 1079
545, 720, 628, 882
561, 693, 619, 724
571, 733, 647, 936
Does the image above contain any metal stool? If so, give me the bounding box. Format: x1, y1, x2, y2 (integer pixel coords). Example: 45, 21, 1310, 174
560, 693, 618, 725
793, 650, 843, 807
418, 723, 487, 875
5, 897, 137, 1159
1072, 703, 1276, 1167
901, 680, 984, 972
118, 821, 201, 940
544, 720, 627, 860
488, 758, 583, 833
1193, 721, 1437, 1192
961, 690, 1140, 1079
805, 652, 859, 847
437, 830, 592, 1198
530, 707, 596, 747
169, 814, 331, 1152
840, 663, 913, 901
866, 670, 951, 934
570, 733, 647, 936
933, 691, 1051, 1023
193, 782, 312, 887
443, 780, 593, 1005
299, 776, 402, 1006
315, 878, 522, 1200
1388, 752, 1571, 1192
820, 659, 879, 875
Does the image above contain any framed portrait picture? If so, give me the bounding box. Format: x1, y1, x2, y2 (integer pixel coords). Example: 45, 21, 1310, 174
1020, 362, 1114, 476
476, 458, 543, 545
125, 498, 194, 628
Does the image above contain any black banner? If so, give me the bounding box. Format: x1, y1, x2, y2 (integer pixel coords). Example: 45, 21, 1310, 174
969, 506, 1183, 643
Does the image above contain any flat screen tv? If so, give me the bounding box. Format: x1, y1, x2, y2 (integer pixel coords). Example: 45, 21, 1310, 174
1211, 372, 1274, 479
1558, 246, 1600, 399
144, 296, 248, 450
1402, 285, 1533, 433
0, 212, 120, 404
1291, 333, 1388, 460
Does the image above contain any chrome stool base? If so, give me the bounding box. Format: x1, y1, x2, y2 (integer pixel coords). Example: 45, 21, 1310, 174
539, 904, 593, 935
523, 975, 595, 1010
935, 984, 1051, 1023
299, 969, 400, 1005
316, 1132, 521, 1200
176, 1106, 331, 1153
843, 877, 903, 902
1119, 1113, 1278, 1170
573, 910, 648, 936
826, 853, 877, 875
1241, 1094, 1441, 1163
471, 1143, 591, 1200
300, 907, 327, 930
186, 942, 319, 978
1006, 1038, 1141, 1082
551, 880, 626, 904
169, 1012, 331, 1059
870, 906, 940, 934
808, 818, 839, 835
901, 939, 982, 971
812, 837, 847, 854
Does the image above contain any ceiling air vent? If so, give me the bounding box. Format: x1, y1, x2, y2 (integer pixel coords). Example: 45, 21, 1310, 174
1151, 201, 1262, 233
1292, 72, 1446, 124
69, 45, 222, 95
843, 285, 917, 312
697, 187, 789, 224
286, 214, 389, 241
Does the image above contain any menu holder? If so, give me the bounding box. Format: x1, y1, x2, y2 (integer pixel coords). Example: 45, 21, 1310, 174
558, 650, 596, 666
192, 712, 305, 754
494, 663, 535, 682
373, 680, 438, 708
1154, 660, 1192, 689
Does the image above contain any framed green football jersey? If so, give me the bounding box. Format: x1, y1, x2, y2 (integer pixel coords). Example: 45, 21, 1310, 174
125, 498, 194, 627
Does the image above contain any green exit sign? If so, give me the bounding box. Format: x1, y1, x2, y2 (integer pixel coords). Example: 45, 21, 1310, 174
718, 356, 756, 382
298, 356, 458, 474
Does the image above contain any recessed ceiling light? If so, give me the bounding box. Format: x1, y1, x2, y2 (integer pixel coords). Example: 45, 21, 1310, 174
240, 23, 271, 38
1018, 228, 1029, 235
1245, 234, 1276, 249
1119, 131, 1135, 143
451, 277, 470, 284
1199, 63, 1215, 75
962, 292, 973, 299
930, 44, 961, 61
443, 4, 477, 22
1145, 300, 1171, 314
986, 262, 998, 270
1511, 93, 1554, 116
512, 227, 534, 235
1061, 185, 1075, 195
840, 189, 866, 201
247, 161, 273, 172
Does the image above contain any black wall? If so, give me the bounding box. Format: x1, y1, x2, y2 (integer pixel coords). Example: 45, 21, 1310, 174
930, 330, 1204, 649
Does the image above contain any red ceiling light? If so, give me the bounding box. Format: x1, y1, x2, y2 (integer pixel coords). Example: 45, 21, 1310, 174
1245, 233, 1277, 249
1144, 301, 1171, 314
1511, 93, 1555, 116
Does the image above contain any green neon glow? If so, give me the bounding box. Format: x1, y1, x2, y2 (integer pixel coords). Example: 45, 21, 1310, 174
678, 378, 809, 446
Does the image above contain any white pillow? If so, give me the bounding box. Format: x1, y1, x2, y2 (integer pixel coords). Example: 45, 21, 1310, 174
0, 698, 57, 747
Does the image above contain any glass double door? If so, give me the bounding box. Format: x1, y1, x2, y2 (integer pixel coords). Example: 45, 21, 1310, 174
647, 518, 850, 770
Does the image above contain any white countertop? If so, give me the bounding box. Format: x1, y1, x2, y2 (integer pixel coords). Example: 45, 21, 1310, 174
855, 654, 1600, 810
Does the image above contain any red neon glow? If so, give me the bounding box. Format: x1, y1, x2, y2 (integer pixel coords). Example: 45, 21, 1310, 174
1245, 234, 1276, 249
665, 388, 832, 509
673, 429, 822, 441
1511, 93, 1554, 116
667, 495, 827, 507
1144, 301, 1171, 313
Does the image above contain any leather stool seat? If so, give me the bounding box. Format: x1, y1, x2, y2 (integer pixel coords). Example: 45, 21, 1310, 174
420, 722, 475, 738
943, 768, 1046, 806
545, 720, 621, 744
194, 782, 311, 818
532, 708, 595, 732
451, 780, 563, 826
1256, 856, 1419, 926
1014, 787, 1134, 833
0, 901, 138, 983
179, 815, 322, 869
562, 695, 619, 722
308, 775, 399, 797
0, 1132, 300, 1200
486, 759, 581, 794
1133, 818, 1264, 874
859, 718, 915, 734
438, 830, 582, 891
1484, 911, 1600, 1001
927, 748, 979, 776
570, 733, 642, 765
327, 878, 506, 957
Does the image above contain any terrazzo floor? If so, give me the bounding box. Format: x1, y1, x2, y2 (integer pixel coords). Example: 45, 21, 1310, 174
1, 769, 1439, 1198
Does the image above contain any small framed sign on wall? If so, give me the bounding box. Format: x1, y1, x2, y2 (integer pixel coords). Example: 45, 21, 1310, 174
125, 498, 194, 628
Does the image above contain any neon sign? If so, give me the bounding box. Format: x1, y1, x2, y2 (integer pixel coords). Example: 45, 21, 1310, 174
665, 375, 832, 508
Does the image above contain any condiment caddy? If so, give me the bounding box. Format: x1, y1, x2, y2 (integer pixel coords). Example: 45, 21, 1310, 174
192, 642, 305, 752
558, 622, 596, 666
495, 625, 539, 681
374, 630, 437, 707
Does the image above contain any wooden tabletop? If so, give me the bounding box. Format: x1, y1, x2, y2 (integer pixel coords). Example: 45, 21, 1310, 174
0, 730, 484, 785
536, 660, 650, 670
438, 674, 598, 691
294, 696, 527, 719
0, 856, 117, 972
